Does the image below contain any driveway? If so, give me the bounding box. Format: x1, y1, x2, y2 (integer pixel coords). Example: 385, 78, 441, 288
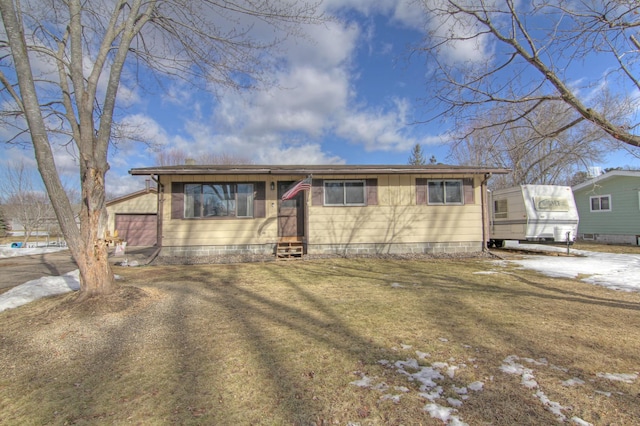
0, 247, 158, 292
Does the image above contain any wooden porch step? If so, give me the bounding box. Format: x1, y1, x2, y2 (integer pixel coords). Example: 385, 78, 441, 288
276, 240, 304, 260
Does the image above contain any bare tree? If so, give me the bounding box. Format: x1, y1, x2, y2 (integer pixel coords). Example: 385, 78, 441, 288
0, 0, 323, 300
449, 100, 607, 189
416, 0, 640, 152
0, 160, 53, 246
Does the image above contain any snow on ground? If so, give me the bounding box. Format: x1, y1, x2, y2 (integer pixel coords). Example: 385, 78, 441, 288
1, 242, 640, 424
352, 342, 637, 426
0, 244, 68, 258
499, 241, 640, 292
1, 240, 640, 312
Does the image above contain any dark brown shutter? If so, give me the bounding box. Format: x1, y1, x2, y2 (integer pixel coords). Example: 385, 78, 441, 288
312, 179, 324, 206
416, 178, 427, 205
171, 182, 184, 219
366, 179, 378, 205
253, 182, 266, 218
463, 178, 475, 204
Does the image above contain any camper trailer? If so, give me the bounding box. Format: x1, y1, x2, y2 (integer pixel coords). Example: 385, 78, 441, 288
488, 185, 579, 248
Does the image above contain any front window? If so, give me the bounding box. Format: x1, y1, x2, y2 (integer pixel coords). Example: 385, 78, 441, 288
590, 195, 611, 212
184, 183, 254, 218
428, 180, 463, 204
324, 180, 366, 206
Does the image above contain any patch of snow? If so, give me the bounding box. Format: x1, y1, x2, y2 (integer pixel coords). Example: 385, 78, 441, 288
535, 390, 567, 422
447, 397, 463, 407
571, 417, 593, 426
419, 386, 443, 402
501, 243, 640, 293
380, 394, 402, 403
596, 372, 638, 383
468, 381, 484, 391
416, 350, 430, 359
423, 403, 455, 422
452, 385, 467, 395
562, 378, 585, 386
350, 375, 374, 388
0, 270, 80, 312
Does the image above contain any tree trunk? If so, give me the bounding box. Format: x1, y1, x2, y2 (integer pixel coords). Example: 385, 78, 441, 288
72, 165, 117, 301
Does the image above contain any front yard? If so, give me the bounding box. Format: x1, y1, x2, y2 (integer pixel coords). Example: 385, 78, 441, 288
1, 256, 639, 425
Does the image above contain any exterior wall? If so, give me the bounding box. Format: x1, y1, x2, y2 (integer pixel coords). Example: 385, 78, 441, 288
159, 174, 279, 252
106, 191, 157, 234
574, 176, 640, 245
307, 174, 482, 254
158, 173, 484, 257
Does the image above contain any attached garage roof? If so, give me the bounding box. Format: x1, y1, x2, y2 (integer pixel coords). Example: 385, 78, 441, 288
130, 164, 510, 176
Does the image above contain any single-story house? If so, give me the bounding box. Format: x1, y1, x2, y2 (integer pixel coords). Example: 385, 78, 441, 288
572, 170, 640, 245
105, 185, 158, 246
128, 165, 509, 258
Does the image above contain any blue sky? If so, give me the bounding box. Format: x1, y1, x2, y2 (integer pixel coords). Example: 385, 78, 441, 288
2, 0, 640, 197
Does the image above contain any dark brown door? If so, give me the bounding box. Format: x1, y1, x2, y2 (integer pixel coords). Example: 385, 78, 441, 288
277, 181, 305, 239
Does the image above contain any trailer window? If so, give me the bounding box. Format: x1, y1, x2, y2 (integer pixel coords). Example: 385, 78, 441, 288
590, 195, 611, 212
428, 180, 463, 205
494, 199, 508, 218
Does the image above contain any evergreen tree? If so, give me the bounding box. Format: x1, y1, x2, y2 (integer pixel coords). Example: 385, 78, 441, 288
408, 143, 427, 165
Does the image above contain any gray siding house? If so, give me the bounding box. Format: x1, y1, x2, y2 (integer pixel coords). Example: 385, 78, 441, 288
572, 171, 640, 245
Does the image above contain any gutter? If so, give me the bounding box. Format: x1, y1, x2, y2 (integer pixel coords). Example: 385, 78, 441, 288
481, 173, 493, 252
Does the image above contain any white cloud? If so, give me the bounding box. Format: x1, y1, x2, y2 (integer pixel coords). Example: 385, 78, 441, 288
336, 98, 419, 152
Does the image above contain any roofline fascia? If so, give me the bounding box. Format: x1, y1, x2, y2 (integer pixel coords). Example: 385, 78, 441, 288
572, 170, 640, 192
129, 166, 511, 176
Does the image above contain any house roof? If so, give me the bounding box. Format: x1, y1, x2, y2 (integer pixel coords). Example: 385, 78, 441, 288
129, 164, 511, 176
106, 187, 157, 207
572, 170, 640, 192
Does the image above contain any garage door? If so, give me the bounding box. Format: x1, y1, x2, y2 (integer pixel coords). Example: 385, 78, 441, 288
115, 214, 157, 246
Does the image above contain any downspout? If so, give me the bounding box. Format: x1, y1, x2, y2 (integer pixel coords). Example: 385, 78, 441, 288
481, 173, 492, 252
146, 174, 162, 264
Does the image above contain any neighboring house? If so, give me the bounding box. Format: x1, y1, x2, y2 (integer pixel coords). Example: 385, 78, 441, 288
106, 186, 158, 246
572, 170, 640, 245
129, 165, 509, 258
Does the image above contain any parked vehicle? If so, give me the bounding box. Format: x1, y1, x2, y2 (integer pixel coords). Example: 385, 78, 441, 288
488, 185, 579, 248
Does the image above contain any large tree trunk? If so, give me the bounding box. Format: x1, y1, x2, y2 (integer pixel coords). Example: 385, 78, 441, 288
72, 165, 117, 300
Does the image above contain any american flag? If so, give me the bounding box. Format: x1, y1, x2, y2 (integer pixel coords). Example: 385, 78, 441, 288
281, 176, 312, 201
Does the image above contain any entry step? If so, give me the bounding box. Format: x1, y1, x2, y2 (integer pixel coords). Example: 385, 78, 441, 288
276, 241, 304, 260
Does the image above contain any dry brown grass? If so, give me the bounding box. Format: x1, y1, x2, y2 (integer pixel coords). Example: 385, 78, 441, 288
1, 256, 639, 425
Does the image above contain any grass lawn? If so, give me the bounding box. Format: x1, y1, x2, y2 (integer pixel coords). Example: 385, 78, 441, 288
1, 256, 639, 425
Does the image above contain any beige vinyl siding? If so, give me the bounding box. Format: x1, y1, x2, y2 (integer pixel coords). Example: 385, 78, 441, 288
309, 174, 482, 245
160, 173, 483, 248
160, 174, 278, 247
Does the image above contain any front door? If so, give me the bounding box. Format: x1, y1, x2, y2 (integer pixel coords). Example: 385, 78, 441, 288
277, 181, 305, 239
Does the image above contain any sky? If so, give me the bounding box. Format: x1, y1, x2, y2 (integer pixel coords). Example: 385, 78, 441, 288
0, 241, 638, 425
2, 1, 640, 198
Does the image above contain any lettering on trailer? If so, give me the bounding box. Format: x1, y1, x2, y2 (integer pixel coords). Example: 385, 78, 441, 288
533, 197, 570, 212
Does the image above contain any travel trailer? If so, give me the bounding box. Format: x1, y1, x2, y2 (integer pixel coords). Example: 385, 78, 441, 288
488, 185, 579, 247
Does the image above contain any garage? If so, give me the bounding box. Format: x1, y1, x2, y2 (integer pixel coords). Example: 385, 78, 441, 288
115, 214, 157, 246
